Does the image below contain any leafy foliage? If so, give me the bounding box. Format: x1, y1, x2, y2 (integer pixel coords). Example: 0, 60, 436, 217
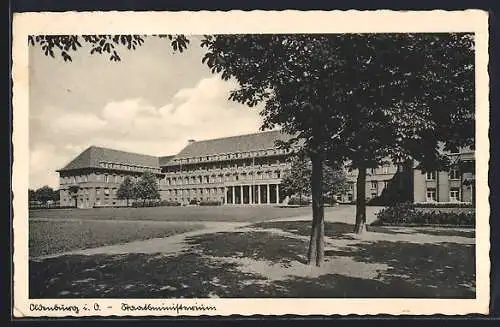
280, 155, 348, 200
375, 203, 475, 227
28, 34, 189, 62
29, 186, 59, 204
133, 172, 161, 204
117, 177, 135, 206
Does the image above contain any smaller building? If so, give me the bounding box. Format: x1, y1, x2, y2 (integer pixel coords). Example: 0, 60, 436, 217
339, 149, 475, 205
57, 146, 164, 208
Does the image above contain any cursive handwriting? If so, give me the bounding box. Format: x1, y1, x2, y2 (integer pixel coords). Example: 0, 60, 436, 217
30, 303, 80, 314
121, 302, 217, 314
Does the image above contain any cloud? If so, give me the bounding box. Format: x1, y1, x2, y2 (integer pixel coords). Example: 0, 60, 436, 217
29, 76, 264, 189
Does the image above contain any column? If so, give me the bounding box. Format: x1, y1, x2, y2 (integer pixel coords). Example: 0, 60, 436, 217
232, 186, 235, 204
257, 185, 261, 204
275, 184, 280, 204
266, 184, 270, 204
249, 185, 253, 204
240, 185, 244, 205
224, 186, 227, 204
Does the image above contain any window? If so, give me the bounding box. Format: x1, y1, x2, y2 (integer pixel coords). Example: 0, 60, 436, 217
449, 169, 460, 180
104, 175, 109, 183
96, 189, 101, 196
371, 192, 377, 199
371, 181, 378, 189
426, 171, 436, 180
382, 166, 389, 174
426, 188, 437, 202
347, 194, 353, 202
104, 189, 110, 196
450, 188, 460, 202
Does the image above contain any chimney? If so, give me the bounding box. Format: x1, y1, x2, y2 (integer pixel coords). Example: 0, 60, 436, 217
188, 139, 196, 144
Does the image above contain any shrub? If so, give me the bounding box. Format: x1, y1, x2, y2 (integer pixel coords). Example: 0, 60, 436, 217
132, 200, 181, 208
199, 200, 222, 206
288, 196, 311, 206
160, 200, 181, 207
413, 202, 474, 208
189, 199, 200, 205
375, 202, 475, 227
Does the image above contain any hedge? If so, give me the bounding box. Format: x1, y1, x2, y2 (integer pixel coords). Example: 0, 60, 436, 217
287, 197, 311, 206
413, 202, 474, 208
132, 200, 181, 208
374, 202, 475, 227
199, 200, 222, 206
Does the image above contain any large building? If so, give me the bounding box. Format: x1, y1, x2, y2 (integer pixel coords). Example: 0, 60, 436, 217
56, 130, 475, 208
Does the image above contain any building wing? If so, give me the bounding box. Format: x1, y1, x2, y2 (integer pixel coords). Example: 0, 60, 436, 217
56, 146, 160, 172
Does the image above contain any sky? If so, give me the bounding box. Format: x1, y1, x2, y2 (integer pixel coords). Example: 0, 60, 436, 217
29, 35, 265, 189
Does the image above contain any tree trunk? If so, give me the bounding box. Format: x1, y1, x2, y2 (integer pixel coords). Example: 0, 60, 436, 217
74, 196, 78, 209
354, 167, 367, 234
126, 198, 129, 207
307, 154, 324, 267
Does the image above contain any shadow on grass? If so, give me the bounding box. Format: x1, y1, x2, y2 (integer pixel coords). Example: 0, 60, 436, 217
249, 221, 357, 240
30, 252, 267, 298
30, 227, 476, 299
325, 241, 475, 298
30, 251, 469, 299
250, 220, 475, 239
185, 231, 309, 264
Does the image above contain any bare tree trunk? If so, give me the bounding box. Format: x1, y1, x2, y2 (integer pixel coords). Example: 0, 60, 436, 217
307, 154, 324, 266
354, 167, 367, 234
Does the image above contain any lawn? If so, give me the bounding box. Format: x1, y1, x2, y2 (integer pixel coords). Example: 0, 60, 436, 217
30, 220, 475, 299
29, 205, 350, 223
29, 220, 205, 258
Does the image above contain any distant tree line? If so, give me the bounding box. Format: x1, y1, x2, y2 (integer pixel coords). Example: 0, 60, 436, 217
29, 186, 60, 205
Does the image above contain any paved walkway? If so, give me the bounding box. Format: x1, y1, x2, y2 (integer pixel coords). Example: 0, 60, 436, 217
32, 205, 471, 261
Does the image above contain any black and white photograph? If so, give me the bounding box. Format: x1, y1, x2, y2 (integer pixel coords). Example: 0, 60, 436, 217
12, 10, 490, 316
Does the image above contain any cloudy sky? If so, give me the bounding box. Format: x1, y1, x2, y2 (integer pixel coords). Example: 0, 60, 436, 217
29, 35, 265, 189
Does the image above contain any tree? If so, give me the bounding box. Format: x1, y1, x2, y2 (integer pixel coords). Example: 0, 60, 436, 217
133, 172, 161, 206
29, 33, 474, 266
197, 34, 474, 264
281, 154, 348, 204
34, 185, 56, 204
117, 176, 135, 207
68, 185, 80, 208
28, 189, 37, 202
28, 35, 189, 62
280, 155, 311, 203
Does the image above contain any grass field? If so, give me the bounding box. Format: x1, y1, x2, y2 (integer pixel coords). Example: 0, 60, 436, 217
29, 205, 352, 222
30, 220, 476, 298
29, 220, 205, 258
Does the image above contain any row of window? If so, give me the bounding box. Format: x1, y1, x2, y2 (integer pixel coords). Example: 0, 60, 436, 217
173, 149, 290, 165
165, 188, 225, 197
425, 169, 461, 181
347, 180, 390, 190
99, 161, 161, 173
61, 174, 162, 185
347, 166, 393, 176
426, 188, 461, 202
166, 171, 282, 186
164, 158, 286, 173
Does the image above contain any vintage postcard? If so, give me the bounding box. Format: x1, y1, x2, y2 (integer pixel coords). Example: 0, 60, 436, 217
12, 10, 490, 317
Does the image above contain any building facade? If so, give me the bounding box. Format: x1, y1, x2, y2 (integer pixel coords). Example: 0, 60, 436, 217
160, 131, 292, 205
56, 131, 475, 208
57, 146, 164, 208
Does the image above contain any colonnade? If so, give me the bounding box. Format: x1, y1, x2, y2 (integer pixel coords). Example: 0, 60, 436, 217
224, 184, 280, 204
